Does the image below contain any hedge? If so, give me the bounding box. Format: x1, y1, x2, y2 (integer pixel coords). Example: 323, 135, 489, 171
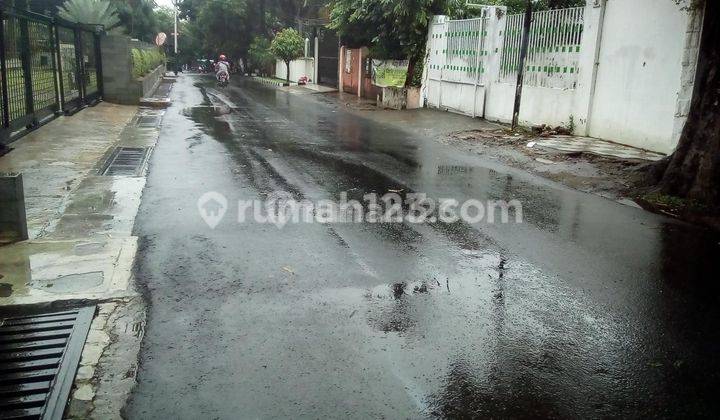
131, 48, 166, 79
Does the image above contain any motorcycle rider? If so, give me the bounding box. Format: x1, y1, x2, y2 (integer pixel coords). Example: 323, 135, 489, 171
215, 54, 230, 83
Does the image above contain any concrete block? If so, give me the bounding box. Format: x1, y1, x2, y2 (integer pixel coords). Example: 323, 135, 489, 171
0, 173, 29, 243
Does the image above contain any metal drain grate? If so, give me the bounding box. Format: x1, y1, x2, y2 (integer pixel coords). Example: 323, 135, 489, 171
100, 147, 149, 176
0, 307, 95, 419
136, 115, 161, 128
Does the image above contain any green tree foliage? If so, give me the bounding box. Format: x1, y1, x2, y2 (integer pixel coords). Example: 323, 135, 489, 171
32, 0, 168, 43
174, 21, 207, 65
176, 0, 328, 66
194, 0, 253, 62
248, 36, 275, 76
57, 0, 121, 28
154, 6, 177, 36
111, 0, 160, 43
270, 28, 304, 83
329, 0, 446, 86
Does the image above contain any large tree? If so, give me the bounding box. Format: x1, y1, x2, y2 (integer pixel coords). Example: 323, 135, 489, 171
651, 0, 719, 210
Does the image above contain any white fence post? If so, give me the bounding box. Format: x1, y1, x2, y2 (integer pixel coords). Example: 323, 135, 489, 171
481, 7, 507, 120
338, 46, 345, 91
573, 0, 605, 136
313, 36, 319, 84
486, 7, 507, 85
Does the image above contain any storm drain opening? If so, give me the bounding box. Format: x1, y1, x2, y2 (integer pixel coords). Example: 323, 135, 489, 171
100, 147, 149, 176
0, 307, 95, 419
136, 115, 161, 128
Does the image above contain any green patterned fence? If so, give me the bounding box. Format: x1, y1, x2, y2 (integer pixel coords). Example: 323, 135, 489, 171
500, 7, 584, 89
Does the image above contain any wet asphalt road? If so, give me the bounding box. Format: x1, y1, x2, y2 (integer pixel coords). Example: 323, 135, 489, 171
125, 75, 720, 419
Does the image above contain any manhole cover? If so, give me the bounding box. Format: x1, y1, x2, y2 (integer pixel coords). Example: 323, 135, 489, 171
0, 306, 95, 419
99, 147, 149, 176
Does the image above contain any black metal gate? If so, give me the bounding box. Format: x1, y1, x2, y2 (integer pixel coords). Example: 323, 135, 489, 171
317, 28, 339, 88
0, 6, 103, 144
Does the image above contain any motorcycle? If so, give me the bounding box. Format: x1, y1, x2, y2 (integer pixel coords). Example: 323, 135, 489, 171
216, 71, 229, 87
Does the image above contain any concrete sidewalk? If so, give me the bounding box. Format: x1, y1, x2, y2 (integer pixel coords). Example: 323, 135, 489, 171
0, 97, 168, 418
0, 103, 158, 306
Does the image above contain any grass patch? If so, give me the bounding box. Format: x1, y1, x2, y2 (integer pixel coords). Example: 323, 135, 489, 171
643, 192, 688, 209
640, 192, 709, 217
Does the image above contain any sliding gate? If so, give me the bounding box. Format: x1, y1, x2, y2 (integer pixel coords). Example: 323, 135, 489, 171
0, 6, 103, 144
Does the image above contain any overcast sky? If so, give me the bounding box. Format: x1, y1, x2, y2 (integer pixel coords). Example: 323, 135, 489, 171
154, 0, 176, 8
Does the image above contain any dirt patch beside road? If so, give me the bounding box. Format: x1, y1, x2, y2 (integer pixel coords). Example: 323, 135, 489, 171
443, 128, 651, 204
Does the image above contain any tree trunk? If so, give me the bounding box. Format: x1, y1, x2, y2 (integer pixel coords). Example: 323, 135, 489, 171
405, 58, 416, 88
286, 61, 291, 85
406, 17, 433, 88
405, 41, 425, 88
656, 0, 720, 209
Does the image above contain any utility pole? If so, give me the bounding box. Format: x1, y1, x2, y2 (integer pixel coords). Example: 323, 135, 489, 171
172, 0, 179, 55
511, 0, 533, 130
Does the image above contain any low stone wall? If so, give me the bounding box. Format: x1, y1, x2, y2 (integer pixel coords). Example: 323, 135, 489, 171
101, 35, 165, 104
378, 86, 421, 110
139, 64, 166, 99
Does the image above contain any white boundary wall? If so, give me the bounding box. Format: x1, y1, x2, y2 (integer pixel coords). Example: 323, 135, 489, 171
586, 0, 700, 153
276, 58, 315, 83
421, 1, 703, 154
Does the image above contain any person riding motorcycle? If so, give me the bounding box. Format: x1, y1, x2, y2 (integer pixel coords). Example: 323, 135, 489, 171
215, 54, 230, 83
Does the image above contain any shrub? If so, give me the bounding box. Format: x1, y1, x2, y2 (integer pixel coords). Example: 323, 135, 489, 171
131, 48, 166, 78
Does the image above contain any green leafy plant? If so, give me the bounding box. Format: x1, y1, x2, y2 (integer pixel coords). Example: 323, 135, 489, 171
57, 0, 121, 28
131, 48, 166, 79
270, 28, 305, 84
